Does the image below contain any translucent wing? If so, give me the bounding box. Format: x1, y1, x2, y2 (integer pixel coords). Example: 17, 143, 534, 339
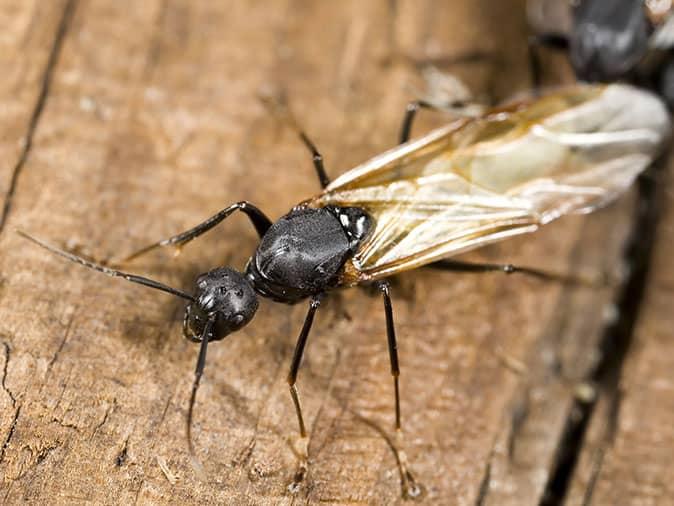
304, 84, 670, 283
650, 12, 674, 49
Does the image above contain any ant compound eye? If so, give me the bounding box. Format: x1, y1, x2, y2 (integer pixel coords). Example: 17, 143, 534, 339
233, 314, 245, 325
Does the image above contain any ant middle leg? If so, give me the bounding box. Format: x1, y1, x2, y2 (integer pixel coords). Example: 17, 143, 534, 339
287, 295, 323, 439
286, 294, 322, 489
120, 201, 272, 264
297, 130, 330, 188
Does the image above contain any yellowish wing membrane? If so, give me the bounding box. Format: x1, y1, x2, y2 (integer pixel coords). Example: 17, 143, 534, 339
309, 84, 670, 283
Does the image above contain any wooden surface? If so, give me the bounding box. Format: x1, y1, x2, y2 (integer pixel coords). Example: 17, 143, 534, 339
565, 168, 674, 506
0, 1, 670, 505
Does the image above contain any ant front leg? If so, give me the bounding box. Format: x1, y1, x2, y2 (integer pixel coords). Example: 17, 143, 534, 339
297, 131, 330, 189
120, 201, 272, 263
258, 90, 330, 188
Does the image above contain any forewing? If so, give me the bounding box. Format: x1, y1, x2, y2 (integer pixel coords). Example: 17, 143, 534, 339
308, 84, 670, 282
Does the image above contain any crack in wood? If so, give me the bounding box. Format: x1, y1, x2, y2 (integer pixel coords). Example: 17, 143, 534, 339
1, 341, 16, 406
116, 437, 129, 467
91, 398, 117, 439
0, 340, 20, 466
0, 405, 21, 465
567, 364, 625, 506
475, 461, 491, 506
540, 162, 664, 505
0, 0, 77, 234
577, 442, 605, 506
506, 387, 530, 460
133, 477, 144, 505
34, 442, 59, 467
50, 416, 80, 431
45, 310, 76, 377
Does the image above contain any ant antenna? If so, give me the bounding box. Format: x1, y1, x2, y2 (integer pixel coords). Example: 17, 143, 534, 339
187, 317, 214, 473
17, 230, 196, 302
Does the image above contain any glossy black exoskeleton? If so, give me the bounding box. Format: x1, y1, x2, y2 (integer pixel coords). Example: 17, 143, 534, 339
528, 0, 674, 107
182, 267, 259, 343
182, 205, 372, 346
247, 206, 371, 303
570, 0, 651, 81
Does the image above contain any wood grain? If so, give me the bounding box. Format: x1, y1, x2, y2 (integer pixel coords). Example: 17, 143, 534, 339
0, 1, 665, 504
0, 0, 72, 230
565, 163, 674, 506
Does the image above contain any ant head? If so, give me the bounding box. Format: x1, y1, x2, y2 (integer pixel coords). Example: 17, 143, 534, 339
183, 267, 259, 343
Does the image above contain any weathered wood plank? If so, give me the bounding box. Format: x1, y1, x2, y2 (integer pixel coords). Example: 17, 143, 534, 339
480, 198, 636, 506
0, 0, 71, 230
0, 1, 648, 504
565, 164, 674, 506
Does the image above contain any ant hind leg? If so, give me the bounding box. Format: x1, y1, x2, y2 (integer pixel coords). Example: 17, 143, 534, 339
377, 281, 422, 499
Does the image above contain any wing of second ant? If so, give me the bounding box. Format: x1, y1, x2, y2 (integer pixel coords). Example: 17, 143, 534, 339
650, 11, 674, 49
305, 84, 670, 283
649, 2, 674, 49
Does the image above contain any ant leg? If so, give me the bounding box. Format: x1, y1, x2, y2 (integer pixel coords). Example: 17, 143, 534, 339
287, 295, 322, 438
186, 317, 215, 470
528, 33, 569, 93
286, 295, 322, 490
399, 97, 483, 144
257, 90, 330, 188
120, 201, 272, 263
400, 67, 491, 144
429, 258, 602, 287
297, 131, 330, 188
377, 280, 419, 497
377, 281, 401, 429
399, 100, 435, 144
